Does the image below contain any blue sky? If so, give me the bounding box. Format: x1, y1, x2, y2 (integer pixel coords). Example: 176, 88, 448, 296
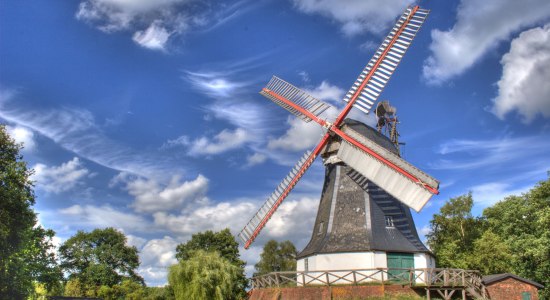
1, 0, 549, 286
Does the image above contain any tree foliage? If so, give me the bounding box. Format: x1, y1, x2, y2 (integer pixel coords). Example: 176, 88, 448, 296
175, 228, 247, 298
0, 125, 62, 298
428, 178, 550, 299
59, 227, 143, 294
426, 193, 484, 269
169, 250, 242, 300
254, 240, 297, 276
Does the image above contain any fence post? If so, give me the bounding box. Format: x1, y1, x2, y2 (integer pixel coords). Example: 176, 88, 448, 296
325, 272, 330, 286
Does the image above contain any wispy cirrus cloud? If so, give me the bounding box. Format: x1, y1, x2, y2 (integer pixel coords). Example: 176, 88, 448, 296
76, 0, 253, 51
0, 90, 184, 180
291, 0, 414, 36
470, 182, 532, 207
423, 0, 550, 84
430, 135, 550, 171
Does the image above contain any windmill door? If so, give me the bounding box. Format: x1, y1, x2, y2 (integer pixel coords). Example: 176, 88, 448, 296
386, 252, 414, 282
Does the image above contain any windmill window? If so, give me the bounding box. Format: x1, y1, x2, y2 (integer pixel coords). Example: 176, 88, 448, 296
318, 222, 324, 235
385, 216, 395, 228
304, 258, 309, 272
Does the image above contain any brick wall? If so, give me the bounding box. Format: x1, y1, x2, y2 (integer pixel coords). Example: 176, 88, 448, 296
485, 278, 540, 300
248, 285, 421, 300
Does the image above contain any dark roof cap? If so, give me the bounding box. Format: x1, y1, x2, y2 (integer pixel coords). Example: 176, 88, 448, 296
482, 273, 544, 289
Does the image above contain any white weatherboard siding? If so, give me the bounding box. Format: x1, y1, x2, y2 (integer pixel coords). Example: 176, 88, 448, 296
296, 251, 435, 285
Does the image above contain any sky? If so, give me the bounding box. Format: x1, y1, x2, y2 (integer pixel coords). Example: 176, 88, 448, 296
1, 0, 549, 286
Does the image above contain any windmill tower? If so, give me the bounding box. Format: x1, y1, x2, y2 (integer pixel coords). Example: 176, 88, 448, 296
238, 6, 437, 277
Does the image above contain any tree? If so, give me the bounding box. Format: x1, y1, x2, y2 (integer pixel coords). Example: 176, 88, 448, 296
483, 178, 550, 300
59, 227, 143, 295
1, 125, 62, 298
169, 250, 242, 300
254, 240, 297, 276
175, 228, 247, 298
426, 193, 484, 269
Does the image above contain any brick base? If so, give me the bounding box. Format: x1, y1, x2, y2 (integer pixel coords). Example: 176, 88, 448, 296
248, 284, 422, 300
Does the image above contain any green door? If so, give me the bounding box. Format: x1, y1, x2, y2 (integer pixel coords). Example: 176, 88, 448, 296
522, 292, 532, 300
387, 252, 414, 282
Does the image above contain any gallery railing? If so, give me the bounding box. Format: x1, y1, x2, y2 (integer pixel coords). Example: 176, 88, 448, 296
250, 268, 486, 293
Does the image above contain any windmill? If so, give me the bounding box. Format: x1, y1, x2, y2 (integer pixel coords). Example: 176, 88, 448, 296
239, 6, 438, 274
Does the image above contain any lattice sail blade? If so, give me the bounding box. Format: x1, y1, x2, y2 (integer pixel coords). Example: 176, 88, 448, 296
238, 148, 318, 248
260, 76, 332, 123
336, 124, 439, 212
342, 6, 430, 114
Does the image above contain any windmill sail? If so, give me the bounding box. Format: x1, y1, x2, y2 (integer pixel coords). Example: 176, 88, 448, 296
342, 7, 429, 114
260, 76, 332, 123
238, 148, 318, 248
335, 124, 438, 212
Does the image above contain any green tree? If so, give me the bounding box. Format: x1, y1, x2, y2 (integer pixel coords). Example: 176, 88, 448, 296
175, 228, 247, 298
426, 193, 484, 269
468, 230, 513, 274
169, 250, 242, 300
59, 227, 143, 295
483, 178, 550, 299
254, 239, 297, 276
1, 125, 62, 298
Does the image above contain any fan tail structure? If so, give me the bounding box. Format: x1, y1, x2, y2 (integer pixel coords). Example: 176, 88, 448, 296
260, 76, 332, 123
338, 6, 429, 120
238, 141, 325, 249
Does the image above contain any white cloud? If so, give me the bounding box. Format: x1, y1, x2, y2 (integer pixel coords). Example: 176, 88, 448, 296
132, 21, 172, 50
423, 0, 550, 84
153, 201, 256, 236
268, 116, 324, 151
113, 173, 209, 213
185, 71, 250, 98
245, 153, 267, 167
140, 236, 179, 267
6, 125, 36, 151
75, 0, 249, 51
165, 128, 251, 156
32, 157, 90, 193
491, 25, 550, 123
58, 204, 152, 232
0, 93, 183, 180
291, 0, 414, 36
304, 81, 344, 105
471, 182, 531, 207
431, 135, 550, 171
76, 0, 187, 32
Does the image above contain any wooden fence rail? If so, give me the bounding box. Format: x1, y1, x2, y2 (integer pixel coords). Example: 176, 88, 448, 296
250, 268, 487, 299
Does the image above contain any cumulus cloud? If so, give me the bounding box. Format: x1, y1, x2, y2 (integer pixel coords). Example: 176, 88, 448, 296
491, 25, 550, 123
6, 125, 36, 151
291, 0, 414, 36
132, 21, 172, 50
135, 236, 180, 286
268, 116, 325, 151
423, 0, 550, 84
304, 80, 345, 105
112, 173, 209, 213
165, 128, 251, 156
32, 157, 90, 193
153, 201, 256, 236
